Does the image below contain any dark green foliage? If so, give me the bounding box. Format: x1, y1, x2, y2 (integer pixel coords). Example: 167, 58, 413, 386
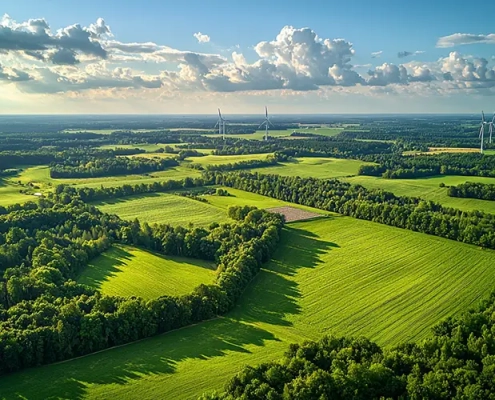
359, 153, 495, 179
50, 156, 179, 178
448, 182, 495, 201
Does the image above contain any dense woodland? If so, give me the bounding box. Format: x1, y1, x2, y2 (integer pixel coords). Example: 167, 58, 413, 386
0, 198, 284, 374
204, 290, 495, 399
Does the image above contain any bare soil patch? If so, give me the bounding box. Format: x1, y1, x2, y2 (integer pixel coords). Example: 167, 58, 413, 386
267, 206, 322, 222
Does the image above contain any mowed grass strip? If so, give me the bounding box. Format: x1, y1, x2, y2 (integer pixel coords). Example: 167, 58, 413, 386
95, 192, 230, 227
3, 207, 495, 400
78, 244, 216, 299
345, 174, 495, 213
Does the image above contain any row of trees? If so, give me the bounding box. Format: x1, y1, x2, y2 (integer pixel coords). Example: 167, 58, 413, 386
50, 156, 179, 178
205, 289, 495, 399
0, 196, 284, 374
448, 181, 495, 201
207, 171, 495, 249
359, 153, 495, 179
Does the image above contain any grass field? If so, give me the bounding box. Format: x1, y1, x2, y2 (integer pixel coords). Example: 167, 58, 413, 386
78, 244, 216, 299
2, 212, 495, 399
250, 157, 374, 178
95, 192, 230, 227
186, 153, 273, 166
98, 143, 179, 152
13, 165, 201, 191
345, 175, 495, 213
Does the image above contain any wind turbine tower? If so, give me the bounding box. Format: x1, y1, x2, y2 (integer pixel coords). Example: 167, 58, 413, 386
214, 109, 227, 139
258, 106, 273, 141
489, 113, 495, 144
480, 111, 487, 154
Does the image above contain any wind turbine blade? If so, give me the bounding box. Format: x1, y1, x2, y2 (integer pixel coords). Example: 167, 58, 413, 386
492, 114, 495, 124
214, 121, 219, 128
482, 111, 485, 122
265, 106, 268, 118
258, 122, 265, 130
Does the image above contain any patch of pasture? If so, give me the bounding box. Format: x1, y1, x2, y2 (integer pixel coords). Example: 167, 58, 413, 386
95, 192, 229, 227
78, 244, 216, 299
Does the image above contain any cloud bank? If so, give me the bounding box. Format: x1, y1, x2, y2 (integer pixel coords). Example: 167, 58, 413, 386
0, 14, 494, 99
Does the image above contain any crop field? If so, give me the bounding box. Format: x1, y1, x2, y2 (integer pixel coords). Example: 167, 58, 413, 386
345, 174, 495, 213
250, 157, 375, 178
3, 212, 495, 399
95, 192, 230, 227
78, 244, 216, 299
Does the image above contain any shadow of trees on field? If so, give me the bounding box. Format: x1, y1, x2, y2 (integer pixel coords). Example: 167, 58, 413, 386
78, 245, 217, 290
0, 318, 278, 400
92, 192, 161, 206
230, 226, 338, 327
77, 245, 134, 288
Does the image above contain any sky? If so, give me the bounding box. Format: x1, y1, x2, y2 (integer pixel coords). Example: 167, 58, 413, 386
0, 0, 495, 114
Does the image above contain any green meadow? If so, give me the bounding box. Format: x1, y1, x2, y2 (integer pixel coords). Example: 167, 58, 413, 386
78, 244, 216, 299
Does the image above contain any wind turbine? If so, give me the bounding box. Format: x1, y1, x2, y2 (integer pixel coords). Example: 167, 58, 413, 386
214, 109, 227, 139
489, 113, 495, 144
479, 111, 487, 153
258, 106, 273, 141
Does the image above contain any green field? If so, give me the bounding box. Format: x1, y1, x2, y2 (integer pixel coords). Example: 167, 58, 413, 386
186, 153, 273, 166
78, 244, 216, 299
3, 200, 495, 399
345, 175, 495, 213
95, 192, 230, 227
250, 157, 374, 178
13, 165, 201, 191
98, 143, 179, 152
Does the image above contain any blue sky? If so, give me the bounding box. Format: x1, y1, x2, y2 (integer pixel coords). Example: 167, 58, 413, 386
1, 0, 495, 113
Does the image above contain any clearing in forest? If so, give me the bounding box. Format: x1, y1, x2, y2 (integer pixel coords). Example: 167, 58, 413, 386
95, 192, 229, 227
267, 206, 322, 222
77, 244, 216, 299
5, 211, 495, 400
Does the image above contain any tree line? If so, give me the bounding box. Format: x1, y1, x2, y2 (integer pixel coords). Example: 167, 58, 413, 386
359, 153, 495, 179
0, 197, 284, 375
207, 171, 495, 249
447, 181, 495, 201
203, 289, 495, 399
49, 156, 179, 178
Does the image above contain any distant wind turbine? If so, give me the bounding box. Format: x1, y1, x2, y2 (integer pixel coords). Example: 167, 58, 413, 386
480, 111, 487, 153
214, 109, 227, 139
489, 113, 495, 144
258, 106, 274, 141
